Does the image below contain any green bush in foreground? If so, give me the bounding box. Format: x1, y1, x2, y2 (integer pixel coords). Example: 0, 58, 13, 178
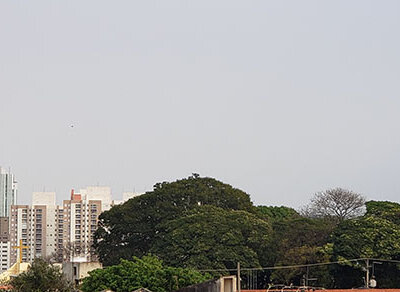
80, 254, 211, 292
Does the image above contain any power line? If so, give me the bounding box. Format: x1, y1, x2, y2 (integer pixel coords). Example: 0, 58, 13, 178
198, 258, 400, 272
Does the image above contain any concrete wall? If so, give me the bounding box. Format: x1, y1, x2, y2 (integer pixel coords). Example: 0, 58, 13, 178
63, 261, 102, 284
80, 186, 112, 211
32, 192, 56, 206
176, 276, 237, 292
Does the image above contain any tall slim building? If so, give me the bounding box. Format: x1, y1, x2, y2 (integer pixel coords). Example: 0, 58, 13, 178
0, 167, 17, 217
62, 189, 103, 262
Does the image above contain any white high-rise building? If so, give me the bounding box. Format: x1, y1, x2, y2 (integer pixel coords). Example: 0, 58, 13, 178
62, 188, 104, 262
10, 192, 64, 265
78, 186, 112, 211
9, 186, 117, 266
0, 167, 17, 217
10, 187, 110, 265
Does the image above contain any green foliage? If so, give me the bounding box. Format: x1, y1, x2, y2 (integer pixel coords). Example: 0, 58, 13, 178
365, 200, 400, 224
93, 173, 400, 290
270, 245, 333, 287
256, 206, 299, 221
94, 175, 254, 266
80, 254, 210, 292
267, 217, 335, 264
10, 258, 74, 292
331, 214, 400, 288
151, 205, 272, 270
332, 216, 400, 260
266, 217, 335, 287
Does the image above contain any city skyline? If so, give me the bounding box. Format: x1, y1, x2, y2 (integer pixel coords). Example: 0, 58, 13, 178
0, 172, 141, 205
1, 166, 399, 208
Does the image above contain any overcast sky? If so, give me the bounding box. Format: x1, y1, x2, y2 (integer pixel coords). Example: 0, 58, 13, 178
1, 1, 400, 207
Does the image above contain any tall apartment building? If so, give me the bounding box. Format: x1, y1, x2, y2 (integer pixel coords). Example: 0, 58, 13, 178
62, 189, 103, 262
9, 187, 111, 265
9, 192, 64, 265
0, 217, 10, 271
0, 167, 17, 217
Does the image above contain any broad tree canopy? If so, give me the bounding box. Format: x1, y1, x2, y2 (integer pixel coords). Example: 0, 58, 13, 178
94, 175, 255, 266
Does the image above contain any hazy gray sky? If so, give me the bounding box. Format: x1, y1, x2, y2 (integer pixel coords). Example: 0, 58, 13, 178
1, 1, 400, 207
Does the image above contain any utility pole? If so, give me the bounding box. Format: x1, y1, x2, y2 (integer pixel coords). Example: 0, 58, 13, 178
365, 259, 370, 288
237, 262, 241, 292
306, 266, 309, 286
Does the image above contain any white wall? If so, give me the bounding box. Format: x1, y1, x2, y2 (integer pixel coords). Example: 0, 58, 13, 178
80, 186, 112, 211
122, 192, 142, 202
32, 192, 56, 206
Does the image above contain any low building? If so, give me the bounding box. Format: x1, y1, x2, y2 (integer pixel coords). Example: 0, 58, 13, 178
176, 276, 237, 292
62, 261, 102, 285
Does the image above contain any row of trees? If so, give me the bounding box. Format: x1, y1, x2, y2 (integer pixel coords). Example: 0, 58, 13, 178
83, 175, 400, 290
11, 175, 399, 291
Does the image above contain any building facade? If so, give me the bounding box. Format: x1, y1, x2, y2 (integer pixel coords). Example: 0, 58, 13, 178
9, 192, 64, 265
9, 206, 65, 264
62, 189, 102, 262
0, 167, 17, 217
8, 186, 119, 266
0, 217, 10, 272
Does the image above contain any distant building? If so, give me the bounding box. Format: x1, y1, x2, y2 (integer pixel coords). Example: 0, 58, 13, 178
0, 167, 17, 217
0, 217, 10, 272
32, 191, 56, 206
10, 192, 64, 264
9, 186, 113, 266
78, 186, 112, 211
31, 192, 61, 259
62, 188, 104, 262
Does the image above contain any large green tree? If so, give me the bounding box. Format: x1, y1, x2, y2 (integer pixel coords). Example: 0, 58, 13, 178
151, 205, 272, 270
331, 201, 400, 288
94, 175, 254, 266
10, 258, 74, 292
80, 254, 210, 292
267, 217, 335, 287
